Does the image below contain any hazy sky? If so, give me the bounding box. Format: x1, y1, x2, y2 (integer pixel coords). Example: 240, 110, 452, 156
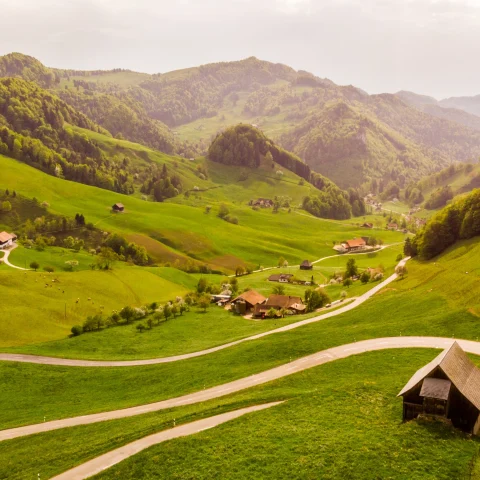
1, 0, 480, 99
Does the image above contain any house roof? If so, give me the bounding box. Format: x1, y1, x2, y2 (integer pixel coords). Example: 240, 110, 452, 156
268, 274, 293, 281
113, 203, 124, 208
0, 232, 15, 243
420, 378, 451, 401
301, 260, 312, 267
345, 238, 366, 248
398, 342, 480, 410
232, 290, 266, 306
265, 295, 303, 308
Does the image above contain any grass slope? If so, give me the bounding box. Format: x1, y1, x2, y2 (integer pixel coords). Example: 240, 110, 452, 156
1, 350, 478, 480
1, 238, 480, 429
0, 153, 404, 271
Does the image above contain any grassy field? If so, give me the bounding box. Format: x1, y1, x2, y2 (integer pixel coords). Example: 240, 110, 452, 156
0, 265, 192, 348
2, 238, 480, 428
1, 349, 478, 480
0, 244, 403, 359
8, 245, 96, 271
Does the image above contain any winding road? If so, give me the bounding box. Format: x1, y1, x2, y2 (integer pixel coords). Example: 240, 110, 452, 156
0, 257, 410, 367
0, 244, 28, 270
2, 335, 479, 442
49, 402, 283, 480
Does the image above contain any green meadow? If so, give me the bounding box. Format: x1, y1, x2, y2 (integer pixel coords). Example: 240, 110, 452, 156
0, 350, 478, 480
2, 238, 480, 429
0, 153, 404, 272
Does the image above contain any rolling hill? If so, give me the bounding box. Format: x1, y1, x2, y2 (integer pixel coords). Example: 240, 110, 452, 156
4, 53, 480, 190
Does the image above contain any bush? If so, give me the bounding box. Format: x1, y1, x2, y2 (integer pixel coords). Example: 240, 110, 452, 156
71, 325, 83, 336
43, 266, 55, 273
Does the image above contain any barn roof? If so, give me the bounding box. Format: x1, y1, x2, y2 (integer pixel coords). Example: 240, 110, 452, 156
301, 260, 312, 267
232, 290, 266, 306
113, 203, 124, 208
398, 342, 480, 410
345, 238, 366, 248
0, 232, 15, 243
420, 378, 451, 401
265, 295, 303, 308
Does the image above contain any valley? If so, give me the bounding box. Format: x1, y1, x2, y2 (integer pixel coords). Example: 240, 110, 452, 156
1, 49, 480, 480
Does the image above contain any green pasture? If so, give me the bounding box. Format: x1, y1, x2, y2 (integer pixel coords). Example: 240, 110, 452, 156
1, 350, 478, 480
2, 238, 480, 428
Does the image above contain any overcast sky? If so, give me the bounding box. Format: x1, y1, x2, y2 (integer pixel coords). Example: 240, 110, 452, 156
1, 0, 480, 99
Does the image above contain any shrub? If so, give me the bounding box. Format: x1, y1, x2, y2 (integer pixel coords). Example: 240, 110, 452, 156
71, 325, 83, 336
43, 266, 55, 273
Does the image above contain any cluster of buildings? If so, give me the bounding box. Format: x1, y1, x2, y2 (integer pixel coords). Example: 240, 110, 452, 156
364, 194, 383, 212
0, 231, 17, 250
249, 198, 274, 208
230, 290, 306, 318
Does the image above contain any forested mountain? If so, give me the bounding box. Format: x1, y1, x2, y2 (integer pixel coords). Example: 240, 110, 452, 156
396, 90, 480, 131
0, 52, 60, 88
3, 52, 480, 192
209, 124, 364, 219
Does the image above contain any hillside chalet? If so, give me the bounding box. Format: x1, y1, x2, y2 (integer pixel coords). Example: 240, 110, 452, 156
112, 203, 125, 212
398, 342, 480, 435
231, 290, 266, 315
300, 260, 313, 270
254, 295, 306, 318
0, 232, 17, 249
387, 223, 398, 231
334, 238, 367, 253
268, 273, 293, 283
251, 198, 274, 208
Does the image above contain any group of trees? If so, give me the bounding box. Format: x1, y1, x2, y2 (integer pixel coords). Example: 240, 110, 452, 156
140, 164, 182, 202
424, 185, 454, 210
102, 233, 151, 266
71, 298, 192, 337
208, 124, 365, 220
412, 189, 480, 259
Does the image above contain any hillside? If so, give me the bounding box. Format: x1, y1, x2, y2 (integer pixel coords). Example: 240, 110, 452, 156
4, 53, 480, 190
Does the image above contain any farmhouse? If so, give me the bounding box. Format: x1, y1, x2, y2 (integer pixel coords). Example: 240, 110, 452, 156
251, 198, 274, 208
253, 294, 306, 318
231, 290, 266, 315
387, 223, 398, 231
300, 260, 313, 270
334, 238, 367, 253
268, 273, 293, 283
0, 232, 17, 249
112, 203, 125, 212
398, 342, 480, 435
362, 222, 373, 228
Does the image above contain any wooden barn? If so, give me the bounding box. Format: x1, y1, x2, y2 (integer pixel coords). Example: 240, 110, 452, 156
300, 260, 313, 270
112, 203, 125, 212
398, 342, 480, 435
231, 290, 266, 315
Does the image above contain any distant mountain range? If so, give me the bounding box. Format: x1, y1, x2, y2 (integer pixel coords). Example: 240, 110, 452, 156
2, 52, 480, 189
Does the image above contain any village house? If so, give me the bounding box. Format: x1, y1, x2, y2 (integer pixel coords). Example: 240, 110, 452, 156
300, 260, 313, 270
253, 294, 306, 318
268, 273, 293, 283
112, 203, 125, 212
398, 342, 480, 435
0, 232, 17, 250
387, 223, 398, 231
362, 222, 373, 229
231, 290, 266, 315
334, 238, 367, 253
251, 198, 274, 208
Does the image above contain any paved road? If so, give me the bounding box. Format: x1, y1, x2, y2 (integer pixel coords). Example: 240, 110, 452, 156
49, 402, 282, 480
0, 244, 29, 270
2, 334, 479, 442
0, 258, 410, 367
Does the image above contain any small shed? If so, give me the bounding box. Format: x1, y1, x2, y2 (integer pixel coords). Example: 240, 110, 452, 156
112, 203, 125, 212
398, 342, 480, 435
300, 260, 313, 270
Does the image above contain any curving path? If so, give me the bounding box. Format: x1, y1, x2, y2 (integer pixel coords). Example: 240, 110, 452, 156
2, 334, 480, 442
0, 244, 29, 270
49, 402, 283, 480
0, 258, 410, 367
